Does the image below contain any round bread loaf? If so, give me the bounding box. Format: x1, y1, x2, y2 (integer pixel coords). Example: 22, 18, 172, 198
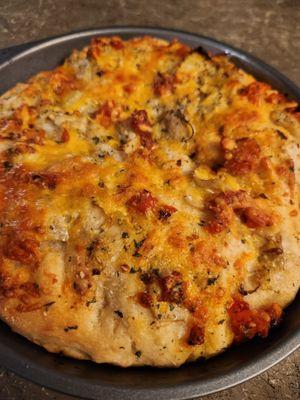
0, 36, 299, 366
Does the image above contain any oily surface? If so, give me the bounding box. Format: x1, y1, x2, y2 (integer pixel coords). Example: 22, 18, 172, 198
3, 2, 297, 397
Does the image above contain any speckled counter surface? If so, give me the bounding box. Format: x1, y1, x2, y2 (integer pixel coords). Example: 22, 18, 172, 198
0, 1, 299, 399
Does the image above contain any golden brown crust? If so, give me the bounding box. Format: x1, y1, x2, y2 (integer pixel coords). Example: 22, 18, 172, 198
0, 36, 299, 367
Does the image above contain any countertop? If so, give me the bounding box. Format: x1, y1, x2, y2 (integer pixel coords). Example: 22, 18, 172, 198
0, 0, 299, 399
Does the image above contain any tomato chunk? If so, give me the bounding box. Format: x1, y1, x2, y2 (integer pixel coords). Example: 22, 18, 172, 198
126, 190, 157, 214
228, 298, 282, 342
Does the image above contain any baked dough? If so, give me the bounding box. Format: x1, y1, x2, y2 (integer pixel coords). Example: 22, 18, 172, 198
0, 36, 299, 366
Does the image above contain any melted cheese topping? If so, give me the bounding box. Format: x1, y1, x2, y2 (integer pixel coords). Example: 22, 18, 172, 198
0, 36, 299, 367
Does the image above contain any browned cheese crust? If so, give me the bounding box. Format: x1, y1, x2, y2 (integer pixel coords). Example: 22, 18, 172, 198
0, 36, 299, 366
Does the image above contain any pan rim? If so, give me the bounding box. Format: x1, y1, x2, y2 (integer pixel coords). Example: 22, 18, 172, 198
0, 26, 299, 400
0, 25, 299, 99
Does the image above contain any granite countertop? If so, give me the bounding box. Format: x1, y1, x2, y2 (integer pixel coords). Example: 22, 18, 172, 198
0, 0, 299, 399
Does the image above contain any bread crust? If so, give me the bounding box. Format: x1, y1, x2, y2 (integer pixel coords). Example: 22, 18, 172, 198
0, 36, 299, 367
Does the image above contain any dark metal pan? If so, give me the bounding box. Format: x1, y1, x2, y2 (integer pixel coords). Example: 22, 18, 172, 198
0, 27, 299, 400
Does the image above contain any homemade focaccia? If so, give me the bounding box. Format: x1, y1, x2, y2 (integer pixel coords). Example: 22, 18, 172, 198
0, 36, 299, 367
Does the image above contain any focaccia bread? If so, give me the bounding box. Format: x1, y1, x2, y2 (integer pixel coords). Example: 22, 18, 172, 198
0, 36, 299, 367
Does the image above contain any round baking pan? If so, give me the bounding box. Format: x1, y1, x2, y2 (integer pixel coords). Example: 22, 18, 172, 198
0, 27, 299, 400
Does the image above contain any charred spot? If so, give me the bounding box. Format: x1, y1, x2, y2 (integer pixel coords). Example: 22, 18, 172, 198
189, 151, 197, 160
270, 318, 280, 329
64, 325, 78, 332
218, 125, 225, 135
187, 324, 205, 346
86, 297, 97, 306
86, 240, 98, 257
276, 129, 287, 140
193, 46, 211, 60
140, 272, 152, 284
158, 205, 177, 221
134, 238, 146, 250
211, 163, 222, 173
3, 161, 13, 171
155, 269, 169, 281
207, 276, 219, 286
159, 209, 172, 220
258, 193, 268, 199
114, 310, 124, 318
92, 136, 100, 144
30, 172, 58, 190
43, 301, 55, 310
238, 283, 259, 296
135, 350, 142, 358
92, 268, 101, 276
291, 104, 300, 113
